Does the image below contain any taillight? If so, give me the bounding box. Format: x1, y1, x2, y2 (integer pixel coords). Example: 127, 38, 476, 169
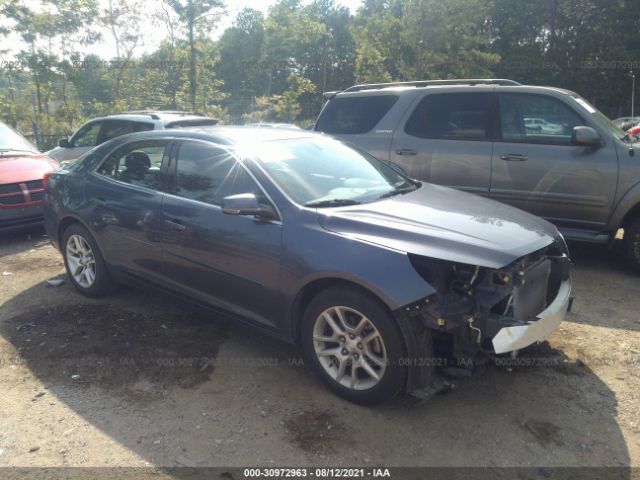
43, 171, 53, 186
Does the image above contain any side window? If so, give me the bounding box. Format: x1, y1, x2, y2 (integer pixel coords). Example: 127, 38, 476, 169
315, 95, 399, 134
131, 122, 155, 133
96, 140, 167, 190
98, 120, 138, 144
499, 93, 584, 145
71, 122, 101, 147
174, 142, 260, 206
405, 93, 491, 141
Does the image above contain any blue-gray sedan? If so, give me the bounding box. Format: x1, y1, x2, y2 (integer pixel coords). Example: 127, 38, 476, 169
43, 127, 571, 404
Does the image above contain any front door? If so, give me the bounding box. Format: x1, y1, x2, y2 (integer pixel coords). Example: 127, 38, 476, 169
490, 92, 618, 229
160, 140, 283, 329
390, 91, 494, 196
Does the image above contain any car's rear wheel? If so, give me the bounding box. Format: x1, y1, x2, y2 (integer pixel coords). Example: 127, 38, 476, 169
301, 287, 407, 404
624, 215, 640, 273
62, 223, 114, 297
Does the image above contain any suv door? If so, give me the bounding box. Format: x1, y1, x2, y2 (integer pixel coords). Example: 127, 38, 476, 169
389, 92, 494, 196
88, 139, 170, 280
61, 120, 103, 161
98, 119, 154, 145
161, 140, 283, 329
491, 92, 618, 229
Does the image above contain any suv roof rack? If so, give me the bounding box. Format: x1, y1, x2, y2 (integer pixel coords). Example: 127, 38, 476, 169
341, 78, 520, 94
107, 110, 205, 120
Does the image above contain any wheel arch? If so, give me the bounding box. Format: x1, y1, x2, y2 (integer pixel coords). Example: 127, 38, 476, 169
289, 277, 396, 346
57, 215, 97, 251
609, 181, 640, 231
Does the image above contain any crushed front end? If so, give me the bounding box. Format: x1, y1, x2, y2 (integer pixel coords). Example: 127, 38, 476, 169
402, 238, 572, 374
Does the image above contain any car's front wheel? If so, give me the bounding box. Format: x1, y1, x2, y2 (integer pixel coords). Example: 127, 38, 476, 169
301, 287, 407, 404
624, 215, 640, 273
62, 223, 115, 297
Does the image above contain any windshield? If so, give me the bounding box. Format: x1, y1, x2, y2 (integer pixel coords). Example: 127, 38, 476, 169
0, 122, 38, 152
569, 95, 633, 142
247, 137, 416, 206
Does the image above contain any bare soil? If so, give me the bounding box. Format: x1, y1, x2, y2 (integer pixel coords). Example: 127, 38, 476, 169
1, 228, 639, 471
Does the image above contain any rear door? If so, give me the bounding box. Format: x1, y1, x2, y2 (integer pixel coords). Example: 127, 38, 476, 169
314, 93, 406, 162
490, 92, 618, 229
160, 140, 283, 329
87, 139, 170, 280
389, 91, 494, 196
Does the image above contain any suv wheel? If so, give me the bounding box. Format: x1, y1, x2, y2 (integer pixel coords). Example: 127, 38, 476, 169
624, 216, 640, 273
62, 223, 115, 297
301, 287, 407, 404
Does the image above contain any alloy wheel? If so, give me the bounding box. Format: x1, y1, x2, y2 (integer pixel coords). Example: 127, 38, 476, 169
312, 306, 387, 390
66, 234, 97, 288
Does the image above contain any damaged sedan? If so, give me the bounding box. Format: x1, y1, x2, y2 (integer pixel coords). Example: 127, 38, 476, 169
43, 127, 571, 404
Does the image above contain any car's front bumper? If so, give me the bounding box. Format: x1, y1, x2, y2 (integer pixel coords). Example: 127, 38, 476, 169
0, 204, 44, 232
491, 278, 572, 354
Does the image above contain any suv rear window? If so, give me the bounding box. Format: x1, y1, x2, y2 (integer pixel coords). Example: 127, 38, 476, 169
315, 95, 399, 134
405, 93, 491, 141
166, 119, 219, 128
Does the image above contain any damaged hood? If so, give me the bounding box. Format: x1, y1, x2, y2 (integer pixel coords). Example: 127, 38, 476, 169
316, 183, 559, 269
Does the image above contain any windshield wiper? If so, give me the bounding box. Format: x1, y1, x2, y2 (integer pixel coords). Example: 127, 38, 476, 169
378, 184, 419, 199
304, 198, 362, 208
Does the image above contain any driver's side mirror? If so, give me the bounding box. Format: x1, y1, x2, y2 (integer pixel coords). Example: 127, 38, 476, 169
58, 138, 70, 148
221, 193, 278, 221
572, 126, 601, 148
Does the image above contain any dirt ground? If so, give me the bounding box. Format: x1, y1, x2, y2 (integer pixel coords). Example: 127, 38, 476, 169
0, 227, 639, 472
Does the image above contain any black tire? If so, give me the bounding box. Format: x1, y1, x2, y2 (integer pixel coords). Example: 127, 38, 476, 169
301, 287, 407, 405
62, 223, 115, 297
624, 216, 640, 273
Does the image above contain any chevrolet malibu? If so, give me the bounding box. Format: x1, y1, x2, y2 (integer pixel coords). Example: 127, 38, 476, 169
43, 128, 572, 404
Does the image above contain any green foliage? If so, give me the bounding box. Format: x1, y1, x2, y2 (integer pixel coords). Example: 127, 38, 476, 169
1, 0, 639, 147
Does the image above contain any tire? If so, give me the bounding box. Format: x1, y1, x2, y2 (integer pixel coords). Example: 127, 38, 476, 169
62, 223, 115, 297
301, 287, 407, 405
624, 216, 640, 273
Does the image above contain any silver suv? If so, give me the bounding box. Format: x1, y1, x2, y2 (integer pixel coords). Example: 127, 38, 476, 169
46, 111, 218, 163
314, 79, 640, 271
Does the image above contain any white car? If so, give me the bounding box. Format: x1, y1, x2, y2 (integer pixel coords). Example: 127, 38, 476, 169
524, 117, 564, 134
46, 111, 218, 162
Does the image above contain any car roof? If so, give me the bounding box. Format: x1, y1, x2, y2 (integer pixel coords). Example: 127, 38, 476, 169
101, 126, 321, 148
328, 79, 578, 99
90, 111, 215, 124
176, 125, 318, 143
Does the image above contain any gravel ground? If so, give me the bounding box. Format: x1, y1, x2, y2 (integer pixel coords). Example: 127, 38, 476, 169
0, 227, 639, 473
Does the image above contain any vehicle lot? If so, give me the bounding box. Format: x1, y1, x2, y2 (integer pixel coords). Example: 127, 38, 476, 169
0, 229, 639, 468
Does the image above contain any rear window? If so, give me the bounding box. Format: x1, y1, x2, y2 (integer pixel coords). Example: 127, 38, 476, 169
405, 93, 491, 141
315, 95, 399, 134
166, 119, 219, 128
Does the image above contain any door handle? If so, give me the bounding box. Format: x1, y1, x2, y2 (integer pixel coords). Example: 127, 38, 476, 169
96, 197, 107, 206
395, 148, 417, 156
499, 154, 529, 162
165, 219, 187, 232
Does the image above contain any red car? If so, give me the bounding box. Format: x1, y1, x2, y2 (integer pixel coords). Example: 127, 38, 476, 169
629, 123, 640, 138
0, 122, 58, 231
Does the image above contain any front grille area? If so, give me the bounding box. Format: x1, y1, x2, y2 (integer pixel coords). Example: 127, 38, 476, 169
25, 179, 44, 190
0, 195, 25, 205
0, 183, 20, 195
0, 179, 44, 207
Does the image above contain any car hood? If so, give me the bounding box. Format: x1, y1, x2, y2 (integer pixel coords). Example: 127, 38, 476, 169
0, 154, 58, 184
316, 183, 559, 269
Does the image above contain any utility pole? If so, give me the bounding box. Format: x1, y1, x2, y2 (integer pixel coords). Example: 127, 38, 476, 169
632, 71, 636, 119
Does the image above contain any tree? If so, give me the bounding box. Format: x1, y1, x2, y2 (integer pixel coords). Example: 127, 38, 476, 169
163, 0, 225, 110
